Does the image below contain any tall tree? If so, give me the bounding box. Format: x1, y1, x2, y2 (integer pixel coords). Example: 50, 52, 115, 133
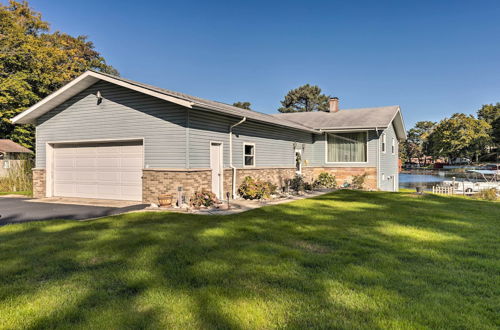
427, 113, 491, 162
477, 103, 500, 152
403, 121, 435, 165
477, 103, 500, 124
232, 101, 252, 110
278, 84, 329, 113
492, 117, 500, 145
0, 0, 118, 149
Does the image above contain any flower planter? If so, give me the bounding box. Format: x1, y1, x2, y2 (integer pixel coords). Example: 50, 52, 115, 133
158, 194, 173, 207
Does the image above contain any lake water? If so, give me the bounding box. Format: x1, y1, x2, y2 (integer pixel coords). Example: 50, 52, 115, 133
399, 171, 447, 190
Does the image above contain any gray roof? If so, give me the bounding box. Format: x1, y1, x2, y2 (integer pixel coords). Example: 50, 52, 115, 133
273, 106, 407, 140
273, 106, 400, 130
0, 139, 33, 153
93, 71, 318, 133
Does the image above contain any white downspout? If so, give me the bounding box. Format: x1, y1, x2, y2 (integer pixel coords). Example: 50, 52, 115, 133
229, 117, 246, 198
376, 127, 380, 190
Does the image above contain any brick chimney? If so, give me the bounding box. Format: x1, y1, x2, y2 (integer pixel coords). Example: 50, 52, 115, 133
328, 97, 339, 113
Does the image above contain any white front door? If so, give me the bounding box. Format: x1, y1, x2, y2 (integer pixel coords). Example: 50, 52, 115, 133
52, 141, 143, 201
210, 142, 223, 198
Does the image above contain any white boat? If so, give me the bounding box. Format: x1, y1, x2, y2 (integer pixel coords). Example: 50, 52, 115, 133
442, 170, 500, 194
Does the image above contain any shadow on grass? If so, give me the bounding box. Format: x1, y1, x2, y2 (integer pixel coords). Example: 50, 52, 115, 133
0, 190, 498, 328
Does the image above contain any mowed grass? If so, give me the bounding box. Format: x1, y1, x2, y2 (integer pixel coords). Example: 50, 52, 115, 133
0, 191, 31, 196
0, 190, 498, 329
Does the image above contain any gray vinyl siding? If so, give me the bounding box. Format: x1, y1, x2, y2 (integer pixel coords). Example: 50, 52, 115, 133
188, 110, 312, 169
379, 123, 399, 191
36, 81, 187, 168
308, 131, 378, 167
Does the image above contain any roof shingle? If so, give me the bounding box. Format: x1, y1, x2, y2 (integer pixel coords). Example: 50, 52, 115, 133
0, 140, 33, 153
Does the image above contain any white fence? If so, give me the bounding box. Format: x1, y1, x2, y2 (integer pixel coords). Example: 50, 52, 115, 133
432, 186, 454, 195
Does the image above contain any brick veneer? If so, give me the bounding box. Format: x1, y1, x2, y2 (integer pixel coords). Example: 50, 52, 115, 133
142, 169, 212, 204
223, 166, 377, 197
32, 169, 46, 198
32, 166, 377, 204
223, 167, 296, 196
302, 167, 377, 190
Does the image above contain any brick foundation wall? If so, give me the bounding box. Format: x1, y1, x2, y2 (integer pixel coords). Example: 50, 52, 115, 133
223, 168, 296, 196
33, 167, 377, 203
32, 169, 46, 198
142, 169, 211, 204
302, 167, 377, 190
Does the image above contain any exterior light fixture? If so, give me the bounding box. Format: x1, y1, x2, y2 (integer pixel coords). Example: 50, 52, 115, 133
96, 91, 103, 105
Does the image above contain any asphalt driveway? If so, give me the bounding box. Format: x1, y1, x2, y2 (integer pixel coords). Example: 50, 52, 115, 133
0, 197, 148, 225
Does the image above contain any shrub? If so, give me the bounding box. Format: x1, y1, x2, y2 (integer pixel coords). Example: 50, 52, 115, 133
350, 173, 367, 190
303, 181, 313, 191
238, 176, 277, 200
287, 174, 313, 192
475, 188, 498, 201
190, 189, 218, 208
313, 172, 337, 189
0, 157, 33, 193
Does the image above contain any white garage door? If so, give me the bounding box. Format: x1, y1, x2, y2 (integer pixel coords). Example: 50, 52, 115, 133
53, 141, 143, 201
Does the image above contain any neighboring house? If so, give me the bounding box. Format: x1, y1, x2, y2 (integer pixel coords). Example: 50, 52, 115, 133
0, 139, 33, 177
12, 71, 406, 203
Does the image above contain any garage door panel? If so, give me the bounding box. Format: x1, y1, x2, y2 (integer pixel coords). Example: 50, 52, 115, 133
122, 158, 143, 168
96, 158, 121, 167
53, 141, 143, 201
74, 171, 97, 182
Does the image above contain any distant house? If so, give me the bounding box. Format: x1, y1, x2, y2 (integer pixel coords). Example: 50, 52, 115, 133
12, 71, 406, 203
0, 139, 33, 177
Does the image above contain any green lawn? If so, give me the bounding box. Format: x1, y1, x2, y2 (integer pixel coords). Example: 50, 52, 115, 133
0, 190, 498, 329
0, 190, 31, 196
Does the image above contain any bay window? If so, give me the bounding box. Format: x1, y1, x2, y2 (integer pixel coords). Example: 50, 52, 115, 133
327, 132, 367, 163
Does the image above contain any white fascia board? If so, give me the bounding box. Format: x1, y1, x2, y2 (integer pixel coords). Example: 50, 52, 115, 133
389, 107, 407, 141
12, 71, 194, 124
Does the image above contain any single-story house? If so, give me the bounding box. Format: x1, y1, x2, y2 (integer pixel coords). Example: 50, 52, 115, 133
0, 139, 33, 177
12, 71, 406, 203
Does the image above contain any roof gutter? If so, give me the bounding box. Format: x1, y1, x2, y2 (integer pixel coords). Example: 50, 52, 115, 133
229, 117, 246, 198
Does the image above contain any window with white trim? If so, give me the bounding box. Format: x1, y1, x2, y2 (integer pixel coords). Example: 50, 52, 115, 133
327, 132, 367, 163
381, 133, 386, 153
244, 143, 255, 166
391, 137, 395, 155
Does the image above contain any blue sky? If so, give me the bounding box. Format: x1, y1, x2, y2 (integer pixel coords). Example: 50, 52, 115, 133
25, 0, 500, 127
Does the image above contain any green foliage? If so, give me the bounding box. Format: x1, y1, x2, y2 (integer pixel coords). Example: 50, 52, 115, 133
313, 172, 337, 189
238, 176, 277, 200
477, 103, 500, 124
286, 174, 307, 192
475, 188, 498, 201
0, 1, 118, 150
402, 121, 435, 164
492, 116, 500, 145
278, 84, 330, 113
426, 113, 491, 161
190, 189, 218, 207
0, 154, 33, 192
232, 101, 252, 110
350, 173, 367, 190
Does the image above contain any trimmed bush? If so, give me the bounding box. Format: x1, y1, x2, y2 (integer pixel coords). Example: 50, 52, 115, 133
313, 172, 337, 189
190, 189, 218, 208
238, 176, 277, 200
287, 174, 313, 192
351, 173, 367, 190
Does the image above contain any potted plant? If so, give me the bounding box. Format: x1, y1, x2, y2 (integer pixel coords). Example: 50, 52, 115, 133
158, 194, 173, 207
